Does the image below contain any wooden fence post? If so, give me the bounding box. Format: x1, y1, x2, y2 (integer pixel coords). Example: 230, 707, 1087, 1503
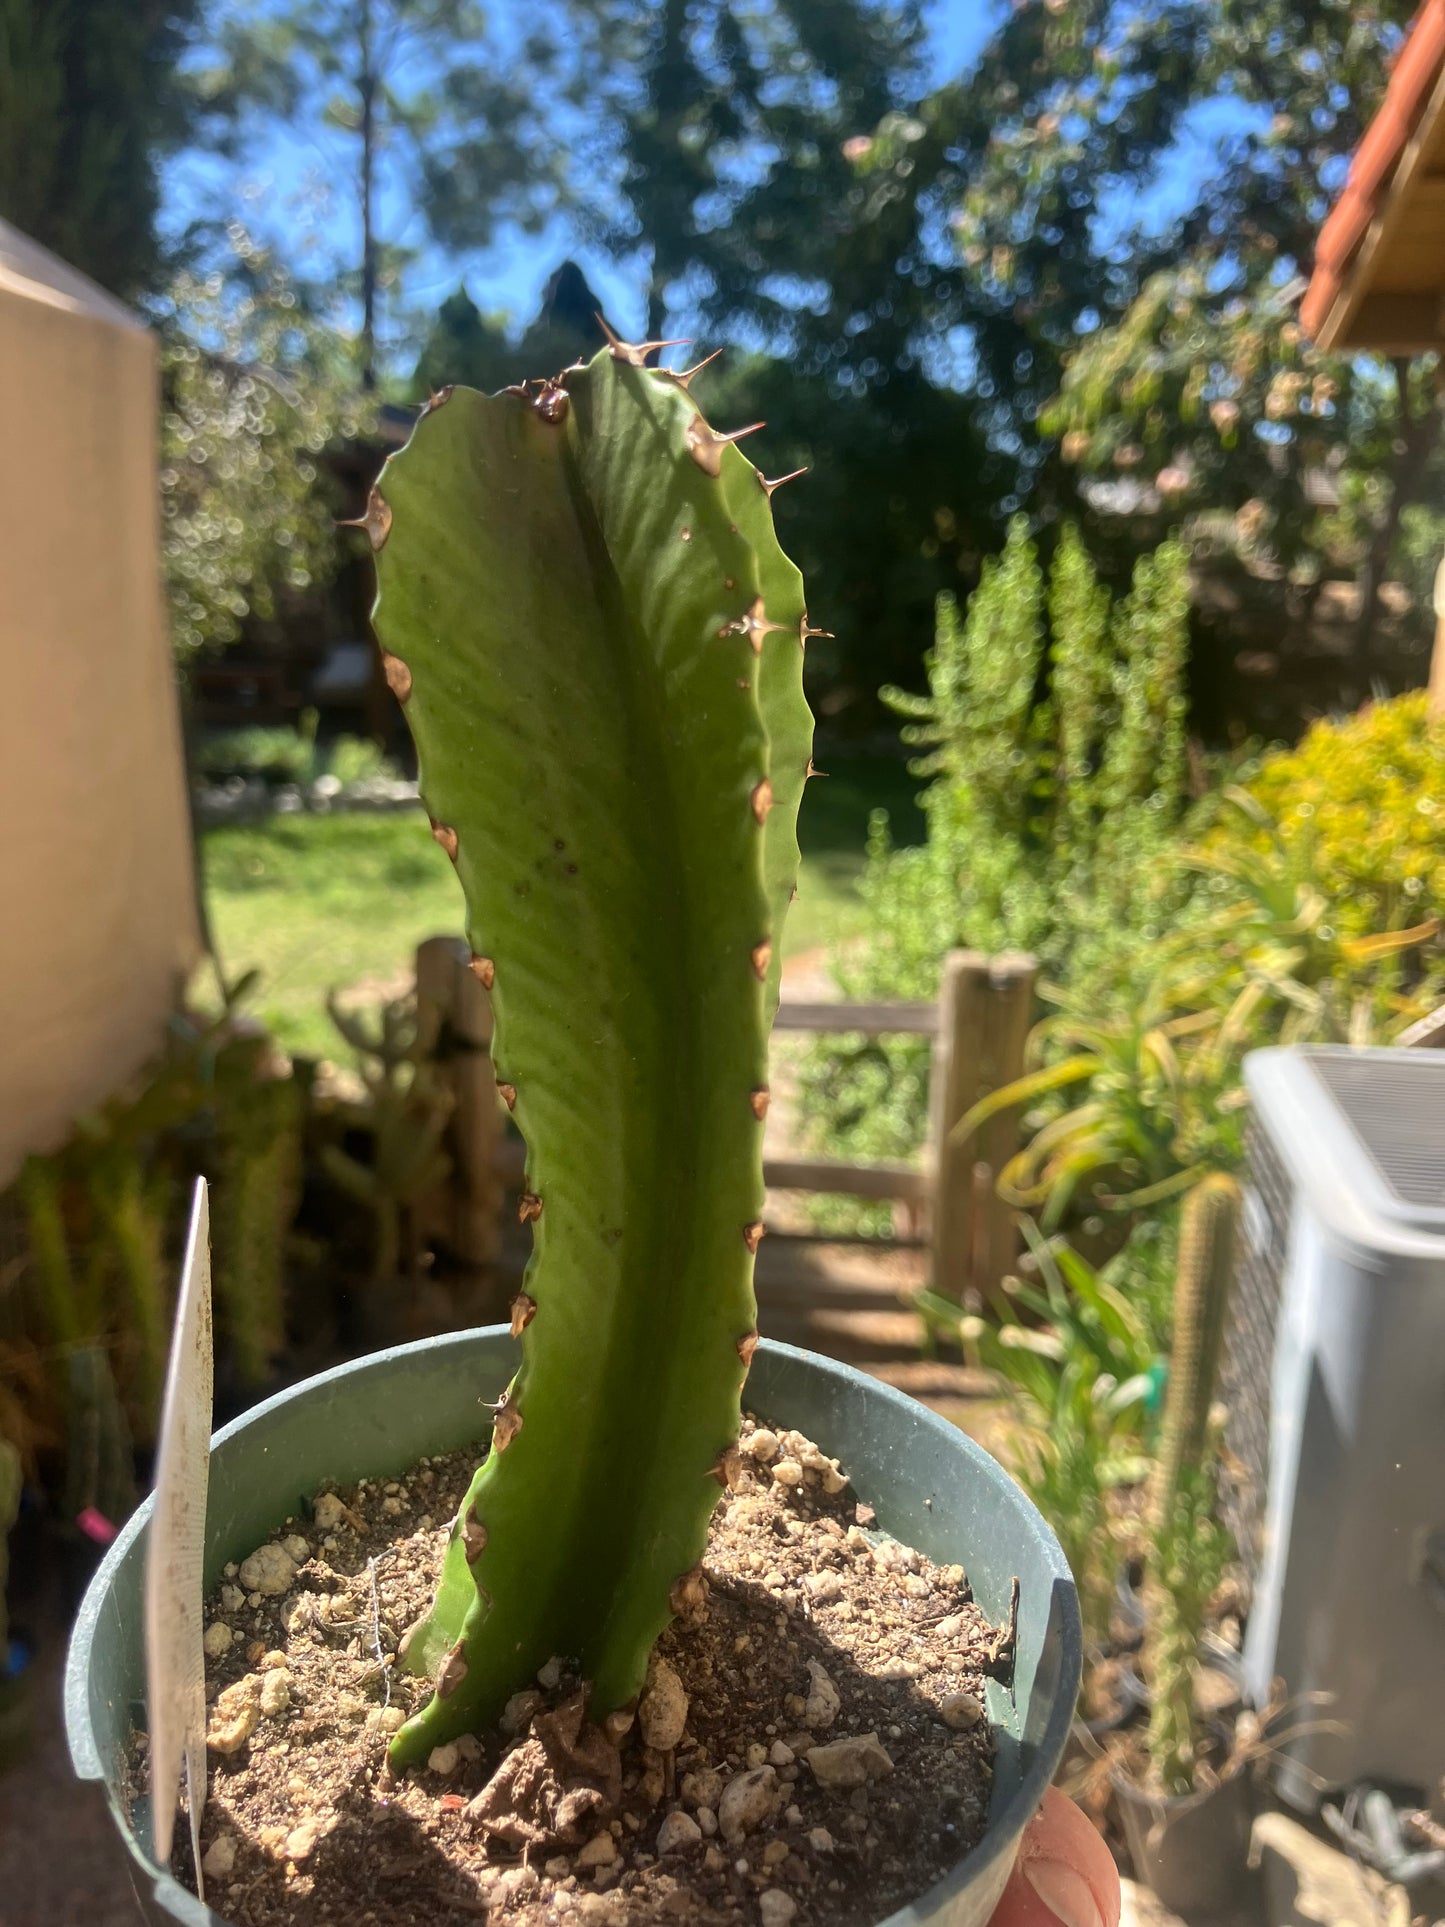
927, 949, 1037, 1308
413, 935, 504, 1268
446, 940, 504, 1267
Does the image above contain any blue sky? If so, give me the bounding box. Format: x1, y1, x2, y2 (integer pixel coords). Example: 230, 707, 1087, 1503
160, 2, 1254, 372
162, 1, 1002, 359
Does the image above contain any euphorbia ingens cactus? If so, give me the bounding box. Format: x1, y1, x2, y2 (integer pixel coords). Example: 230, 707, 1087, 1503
367, 334, 815, 1765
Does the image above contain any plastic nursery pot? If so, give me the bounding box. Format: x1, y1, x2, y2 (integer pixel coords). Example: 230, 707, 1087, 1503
66, 1329, 1081, 1927
1113, 1765, 1255, 1918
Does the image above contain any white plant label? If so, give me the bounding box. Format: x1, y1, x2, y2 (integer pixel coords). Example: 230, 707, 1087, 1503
143, 1176, 214, 1895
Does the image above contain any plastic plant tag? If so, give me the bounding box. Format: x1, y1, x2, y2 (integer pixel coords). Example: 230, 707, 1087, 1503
143, 1176, 214, 1893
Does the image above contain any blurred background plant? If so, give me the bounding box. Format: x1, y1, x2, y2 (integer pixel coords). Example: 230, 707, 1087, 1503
920, 1223, 1155, 1652
157, 229, 369, 662
799, 521, 1193, 1177
191, 710, 402, 790
318, 991, 452, 1298
0, 978, 301, 1527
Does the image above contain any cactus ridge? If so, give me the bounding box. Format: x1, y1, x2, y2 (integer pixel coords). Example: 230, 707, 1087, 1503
370, 347, 813, 1762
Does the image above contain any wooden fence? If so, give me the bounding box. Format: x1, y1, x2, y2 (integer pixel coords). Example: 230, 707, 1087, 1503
410, 936, 1038, 1309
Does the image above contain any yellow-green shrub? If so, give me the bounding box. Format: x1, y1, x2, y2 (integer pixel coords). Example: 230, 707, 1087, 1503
1228, 693, 1445, 936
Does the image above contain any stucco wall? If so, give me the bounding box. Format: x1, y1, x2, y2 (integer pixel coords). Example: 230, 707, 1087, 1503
0, 220, 200, 1183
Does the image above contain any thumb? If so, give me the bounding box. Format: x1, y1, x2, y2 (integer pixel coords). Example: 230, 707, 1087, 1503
990, 1786, 1120, 1927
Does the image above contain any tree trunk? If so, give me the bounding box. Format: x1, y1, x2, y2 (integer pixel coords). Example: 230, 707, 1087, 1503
359, 0, 377, 392
1350, 357, 1442, 687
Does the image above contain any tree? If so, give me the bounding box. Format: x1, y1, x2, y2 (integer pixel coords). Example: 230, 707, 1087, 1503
412, 261, 613, 398
193, 0, 584, 387
1039, 1, 1436, 686
0, 0, 203, 296
157, 228, 366, 658
416, 1, 1009, 708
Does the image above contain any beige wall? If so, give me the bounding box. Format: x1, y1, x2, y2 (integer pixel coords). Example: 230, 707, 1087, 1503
0, 221, 200, 1184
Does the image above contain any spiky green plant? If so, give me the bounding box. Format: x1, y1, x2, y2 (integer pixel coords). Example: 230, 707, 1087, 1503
367, 339, 814, 1765
1147, 1174, 1239, 1530
1146, 1465, 1230, 1797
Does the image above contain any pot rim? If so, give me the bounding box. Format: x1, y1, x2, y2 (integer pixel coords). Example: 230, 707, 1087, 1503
66, 1329, 1081, 1927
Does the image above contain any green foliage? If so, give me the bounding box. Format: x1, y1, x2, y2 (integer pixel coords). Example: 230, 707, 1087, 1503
159, 232, 366, 658
1220, 692, 1445, 937
1146, 1464, 1232, 1798
1, 992, 304, 1491
953, 800, 1444, 1229
194, 722, 319, 786
1032, 2, 1439, 661
0, 0, 203, 297
370, 348, 812, 1761
194, 716, 400, 789
802, 524, 1192, 1169
213, 1068, 303, 1383
194, 0, 589, 381
923, 1226, 1153, 1651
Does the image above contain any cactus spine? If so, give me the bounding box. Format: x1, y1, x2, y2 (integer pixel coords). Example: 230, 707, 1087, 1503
370, 345, 813, 1764
1147, 1173, 1239, 1530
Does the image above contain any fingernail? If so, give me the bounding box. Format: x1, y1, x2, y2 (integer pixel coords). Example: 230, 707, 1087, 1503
1023, 1857, 1106, 1927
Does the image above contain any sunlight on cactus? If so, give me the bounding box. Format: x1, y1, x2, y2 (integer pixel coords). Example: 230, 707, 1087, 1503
367, 340, 814, 1763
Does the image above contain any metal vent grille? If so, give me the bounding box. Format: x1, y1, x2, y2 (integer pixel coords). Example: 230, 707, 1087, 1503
1307, 1048, 1445, 1217
1222, 1123, 1293, 1579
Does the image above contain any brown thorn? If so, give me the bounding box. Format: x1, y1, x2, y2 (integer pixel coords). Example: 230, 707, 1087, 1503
743, 1219, 767, 1253
497, 1080, 518, 1111
798, 613, 834, 649
709, 1443, 742, 1489
750, 778, 775, 824
686, 414, 765, 478
518, 1192, 543, 1225
750, 940, 772, 981
806, 759, 827, 780
595, 313, 689, 366
381, 652, 412, 703
339, 485, 392, 552
423, 384, 455, 414
430, 820, 459, 862
749, 1087, 771, 1120
470, 954, 495, 989
509, 1291, 537, 1337
670, 347, 724, 390
491, 1398, 523, 1452
737, 1328, 760, 1368
461, 1508, 488, 1563
436, 1640, 469, 1698
720, 595, 788, 655
757, 465, 808, 497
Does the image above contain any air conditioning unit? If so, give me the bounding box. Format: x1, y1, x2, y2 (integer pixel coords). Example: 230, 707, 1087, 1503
1227, 1046, 1445, 1806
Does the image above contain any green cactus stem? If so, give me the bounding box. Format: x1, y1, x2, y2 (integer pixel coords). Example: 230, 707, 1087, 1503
1145, 1463, 1229, 1797
369, 343, 813, 1765
1148, 1173, 1240, 1530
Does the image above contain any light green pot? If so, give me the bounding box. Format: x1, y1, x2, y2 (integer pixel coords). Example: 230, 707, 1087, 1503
66, 1330, 1080, 1927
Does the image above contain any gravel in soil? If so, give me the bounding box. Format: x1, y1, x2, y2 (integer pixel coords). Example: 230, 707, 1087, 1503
133, 1419, 1008, 1927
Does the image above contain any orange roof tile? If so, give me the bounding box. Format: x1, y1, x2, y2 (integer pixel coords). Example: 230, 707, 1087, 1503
1301, 0, 1445, 341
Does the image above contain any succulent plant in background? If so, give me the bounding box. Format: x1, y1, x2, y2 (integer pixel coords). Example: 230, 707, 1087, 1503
366, 336, 814, 1764
1143, 1175, 1239, 1797
320, 990, 453, 1290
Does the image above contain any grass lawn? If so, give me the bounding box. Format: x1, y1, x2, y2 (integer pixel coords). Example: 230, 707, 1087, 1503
203, 745, 924, 1059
